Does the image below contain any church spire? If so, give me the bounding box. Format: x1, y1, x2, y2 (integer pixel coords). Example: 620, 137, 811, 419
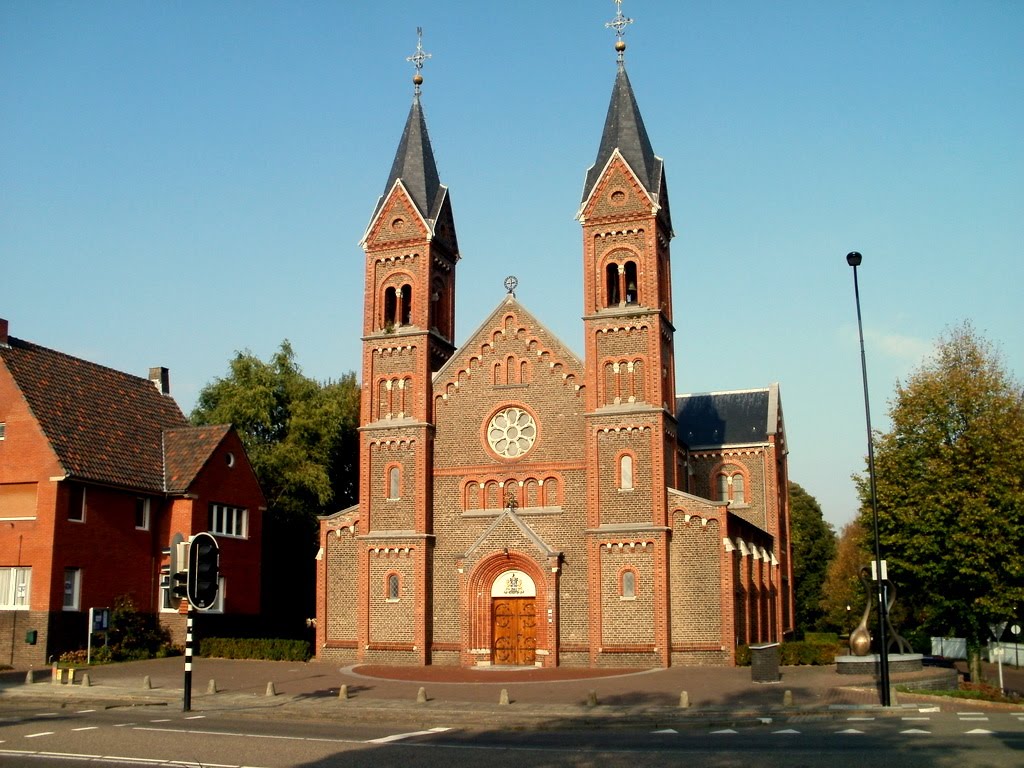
380, 28, 442, 221
580, 2, 662, 207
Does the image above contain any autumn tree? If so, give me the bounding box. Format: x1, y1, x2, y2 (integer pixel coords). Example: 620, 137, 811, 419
856, 323, 1024, 667
788, 482, 836, 635
192, 341, 360, 635
819, 520, 870, 637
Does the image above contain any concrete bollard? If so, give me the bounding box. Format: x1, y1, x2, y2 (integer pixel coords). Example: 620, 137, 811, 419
499, 688, 510, 706
25, 669, 34, 685
51, 664, 59, 685
143, 675, 152, 689
266, 682, 277, 697
586, 690, 598, 707
783, 689, 793, 706
81, 672, 91, 688
67, 669, 76, 685
339, 684, 349, 700
890, 687, 898, 706
416, 686, 427, 704
679, 690, 690, 709
208, 679, 218, 694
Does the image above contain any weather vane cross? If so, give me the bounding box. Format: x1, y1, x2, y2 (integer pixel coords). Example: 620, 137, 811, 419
407, 27, 431, 96
605, 0, 633, 63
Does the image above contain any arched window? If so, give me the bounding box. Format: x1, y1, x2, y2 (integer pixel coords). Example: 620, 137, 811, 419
733, 474, 746, 505
399, 284, 412, 325
717, 474, 729, 502
619, 454, 634, 490
621, 569, 637, 600
542, 477, 560, 506
605, 263, 620, 306
383, 287, 398, 328
388, 466, 400, 499
624, 261, 638, 304
387, 573, 400, 601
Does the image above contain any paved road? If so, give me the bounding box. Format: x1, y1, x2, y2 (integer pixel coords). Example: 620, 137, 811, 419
1, 699, 1023, 768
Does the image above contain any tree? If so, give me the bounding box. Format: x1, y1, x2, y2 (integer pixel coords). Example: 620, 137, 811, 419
788, 482, 836, 635
856, 322, 1024, 671
192, 341, 360, 635
818, 520, 870, 638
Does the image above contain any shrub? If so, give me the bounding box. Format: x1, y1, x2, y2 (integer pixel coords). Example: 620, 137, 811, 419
803, 632, 839, 645
199, 637, 311, 661
736, 641, 842, 666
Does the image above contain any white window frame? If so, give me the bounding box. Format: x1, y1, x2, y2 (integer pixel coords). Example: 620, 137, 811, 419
63, 567, 81, 611
0, 422, 6, 440
135, 497, 150, 530
0, 566, 31, 609
210, 503, 248, 538
69, 485, 86, 523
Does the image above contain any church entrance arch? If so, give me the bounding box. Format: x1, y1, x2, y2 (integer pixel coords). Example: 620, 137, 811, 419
491, 570, 537, 666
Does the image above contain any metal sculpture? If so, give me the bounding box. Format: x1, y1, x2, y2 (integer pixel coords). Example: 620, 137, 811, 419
849, 565, 912, 656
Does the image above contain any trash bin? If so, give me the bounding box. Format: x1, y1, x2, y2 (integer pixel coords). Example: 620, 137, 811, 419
750, 643, 780, 683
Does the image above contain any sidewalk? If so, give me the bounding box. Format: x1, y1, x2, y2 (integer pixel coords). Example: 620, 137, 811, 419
3, 657, 988, 728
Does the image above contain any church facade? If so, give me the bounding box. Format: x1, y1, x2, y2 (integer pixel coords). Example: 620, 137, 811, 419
316, 22, 793, 668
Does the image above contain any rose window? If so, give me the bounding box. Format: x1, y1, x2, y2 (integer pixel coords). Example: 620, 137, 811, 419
487, 407, 537, 458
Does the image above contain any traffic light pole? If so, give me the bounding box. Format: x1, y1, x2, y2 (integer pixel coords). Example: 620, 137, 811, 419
183, 606, 193, 712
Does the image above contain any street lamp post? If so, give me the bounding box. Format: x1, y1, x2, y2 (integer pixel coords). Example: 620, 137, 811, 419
847, 250, 892, 707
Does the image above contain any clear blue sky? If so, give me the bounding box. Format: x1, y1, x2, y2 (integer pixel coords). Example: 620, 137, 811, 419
3, 1, 1021, 530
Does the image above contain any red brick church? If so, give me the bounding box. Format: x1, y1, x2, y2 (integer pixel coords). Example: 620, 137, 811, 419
316, 12, 793, 668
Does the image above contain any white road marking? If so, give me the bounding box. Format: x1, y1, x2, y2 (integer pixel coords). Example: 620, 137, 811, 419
965, 728, 994, 735
76, 709, 97, 713
773, 729, 800, 734
367, 727, 452, 744
25, 732, 54, 738
72, 726, 99, 731
651, 728, 677, 733
901, 716, 930, 721
710, 729, 737, 734
0, 750, 272, 767
900, 729, 931, 734
847, 716, 874, 721
836, 728, 864, 734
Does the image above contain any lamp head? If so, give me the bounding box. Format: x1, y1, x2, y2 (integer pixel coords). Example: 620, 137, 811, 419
846, 251, 863, 267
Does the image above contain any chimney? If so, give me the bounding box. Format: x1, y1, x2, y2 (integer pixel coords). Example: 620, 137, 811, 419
0, 318, 8, 347
149, 366, 170, 395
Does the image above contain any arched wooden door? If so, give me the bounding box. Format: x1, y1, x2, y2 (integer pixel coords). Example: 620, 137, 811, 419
492, 597, 536, 666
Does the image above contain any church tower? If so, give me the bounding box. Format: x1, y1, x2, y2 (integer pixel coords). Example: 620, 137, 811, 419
579, 4, 677, 666
356, 31, 458, 663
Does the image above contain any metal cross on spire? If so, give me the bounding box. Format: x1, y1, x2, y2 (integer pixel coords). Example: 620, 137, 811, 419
407, 26, 431, 96
605, 0, 633, 64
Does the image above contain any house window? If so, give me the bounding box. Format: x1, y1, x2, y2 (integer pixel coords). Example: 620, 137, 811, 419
68, 485, 86, 522
63, 567, 81, 611
619, 454, 634, 490
0, 482, 38, 520
0, 422, 5, 440
135, 497, 150, 530
387, 466, 401, 500
620, 569, 637, 600
0, 566, 30, 609
623, 261, 638, 304
386, 573, 400, 602
210, 503, 248, 538
715, 468, 748, 506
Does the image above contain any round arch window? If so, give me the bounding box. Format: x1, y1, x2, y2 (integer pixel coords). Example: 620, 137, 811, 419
486, 406, 537, 459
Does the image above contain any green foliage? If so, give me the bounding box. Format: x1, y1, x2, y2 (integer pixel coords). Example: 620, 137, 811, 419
803, 632, 839, 645
856, 323, 1024, 650
737, 643, 839, 667
734, 642, 841, 666
191, 341, 360, 634
107, 596, 174, 660
789, 482, 836, 635
199, 637, 312, 661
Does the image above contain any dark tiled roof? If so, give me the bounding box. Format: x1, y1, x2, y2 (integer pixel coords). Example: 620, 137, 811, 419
382, 95, 443, 221
1, 336, 187, 491
164, 425, 231, 494
582, 66, 664, 206
676, 388, 775, 449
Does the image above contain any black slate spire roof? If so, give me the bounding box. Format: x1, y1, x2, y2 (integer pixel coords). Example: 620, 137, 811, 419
582, 65, 663, 205
383, 95, 443, 220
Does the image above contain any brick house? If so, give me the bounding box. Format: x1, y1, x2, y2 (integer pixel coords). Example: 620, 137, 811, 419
316, 30, 793, 667
0, 318, 264, 667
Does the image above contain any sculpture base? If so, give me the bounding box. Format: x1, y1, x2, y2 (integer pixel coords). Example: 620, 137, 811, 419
836, 653, 923, 675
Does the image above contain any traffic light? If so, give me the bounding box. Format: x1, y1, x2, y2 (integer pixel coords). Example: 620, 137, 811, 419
187, 532, 220, 610
172, 570, 189, 601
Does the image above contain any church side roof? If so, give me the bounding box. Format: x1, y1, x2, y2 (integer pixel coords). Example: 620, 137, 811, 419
676, 385, 781, 450
0, 335, 188, 491
581, 66, 664, 206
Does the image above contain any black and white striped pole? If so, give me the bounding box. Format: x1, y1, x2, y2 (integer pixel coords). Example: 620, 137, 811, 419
183, 606, 193, 712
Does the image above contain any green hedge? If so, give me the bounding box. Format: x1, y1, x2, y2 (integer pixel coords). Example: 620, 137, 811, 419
802, 632, 839, 645
735, 641, 842, 666
199, 637, 312, 661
